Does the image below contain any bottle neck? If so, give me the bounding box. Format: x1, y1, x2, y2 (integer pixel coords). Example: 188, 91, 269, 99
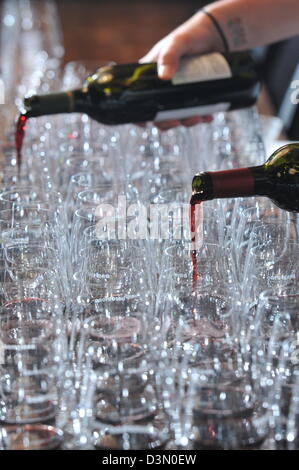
71, 89, 90, 113
24, 89, 88, 118
24, 91, 75, 118
192, 165, 269, 201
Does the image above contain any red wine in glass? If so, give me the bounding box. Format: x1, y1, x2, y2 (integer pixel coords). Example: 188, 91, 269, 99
15, 114, 27, 171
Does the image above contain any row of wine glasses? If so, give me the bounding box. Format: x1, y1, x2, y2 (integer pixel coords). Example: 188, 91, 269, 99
3, 107, 299, 450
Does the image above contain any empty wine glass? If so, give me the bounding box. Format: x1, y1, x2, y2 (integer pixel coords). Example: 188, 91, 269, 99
0, 344, 58, 425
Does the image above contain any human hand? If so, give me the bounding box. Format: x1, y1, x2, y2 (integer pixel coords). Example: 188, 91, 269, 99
140, 10, 225, 129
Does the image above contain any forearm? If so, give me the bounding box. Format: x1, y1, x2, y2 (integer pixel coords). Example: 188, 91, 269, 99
207, 0, 299, 51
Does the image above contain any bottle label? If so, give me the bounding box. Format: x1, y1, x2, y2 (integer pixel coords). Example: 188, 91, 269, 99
211, 168, 255, 198
155, 102, 230, 121
172, 52, 232, 85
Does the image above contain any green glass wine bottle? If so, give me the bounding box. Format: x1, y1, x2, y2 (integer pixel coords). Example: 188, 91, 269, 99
191, 143, 299, 212
22, 51, 259, 125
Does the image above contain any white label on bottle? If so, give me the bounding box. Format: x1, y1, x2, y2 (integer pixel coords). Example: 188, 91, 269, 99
172, 52, 232, 85
155, 102, 230, 121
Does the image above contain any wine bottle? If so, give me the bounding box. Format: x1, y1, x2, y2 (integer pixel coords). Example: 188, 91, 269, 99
22, 51, 259, 125
191, 143, 299, 212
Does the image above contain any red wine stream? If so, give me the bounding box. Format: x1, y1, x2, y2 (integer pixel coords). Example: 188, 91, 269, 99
15, 114, 27, 170
190, 196, 201, 290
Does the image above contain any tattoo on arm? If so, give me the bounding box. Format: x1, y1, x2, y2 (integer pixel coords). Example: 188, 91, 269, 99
227, 17, 247, 48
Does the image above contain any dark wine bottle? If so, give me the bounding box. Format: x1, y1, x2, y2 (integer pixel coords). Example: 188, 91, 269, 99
22, 51, 259, 125
191, 143, 299, 212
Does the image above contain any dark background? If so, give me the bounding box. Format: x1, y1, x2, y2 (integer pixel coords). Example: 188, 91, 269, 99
57, 0, 205, 65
